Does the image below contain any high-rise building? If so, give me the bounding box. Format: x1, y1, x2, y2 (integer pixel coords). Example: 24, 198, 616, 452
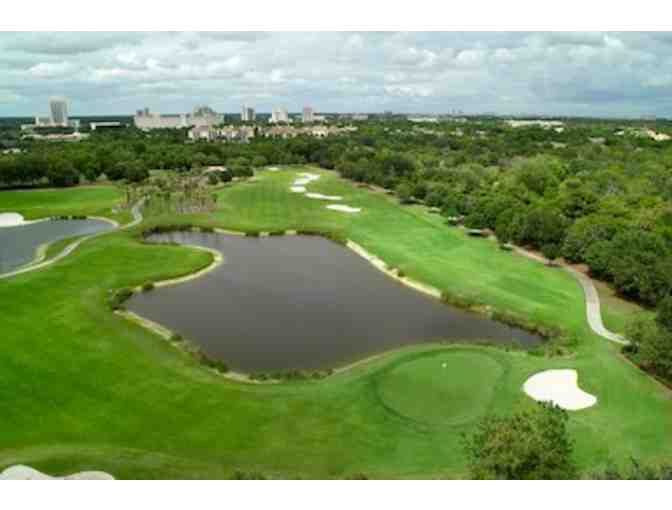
270, 107, 289, 124
241, 105, 256, 122
193, 105, 217, 117
302, 106, 314, 123
49, 97, 69, 126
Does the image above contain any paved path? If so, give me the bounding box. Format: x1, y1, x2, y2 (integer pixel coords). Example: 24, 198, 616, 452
0, 199, 144, 281
513, 246, 628, 345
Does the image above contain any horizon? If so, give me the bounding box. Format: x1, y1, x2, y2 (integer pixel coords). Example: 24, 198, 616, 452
2, 32, 672, 119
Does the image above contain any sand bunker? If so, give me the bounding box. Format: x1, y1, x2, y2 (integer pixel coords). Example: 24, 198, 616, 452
306, 193, 343, 201
326, 205, 361, 214
523, 369, 597, 411
289, 172, 321, 193
267, 166, 280, 172
0, 212, 25, 228
0, 465, 114, 480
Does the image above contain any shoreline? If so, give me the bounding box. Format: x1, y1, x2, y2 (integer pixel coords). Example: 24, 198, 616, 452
0, 200, 144, 281
118, 229, 537, 384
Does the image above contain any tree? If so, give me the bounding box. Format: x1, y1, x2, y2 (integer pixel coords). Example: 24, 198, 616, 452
626, 315, 672, 380
541, 243, 561, 265
656, 295, 672, 333
395, 182, 414, 204
125, 160, 149, 183
463, 402, 577, 480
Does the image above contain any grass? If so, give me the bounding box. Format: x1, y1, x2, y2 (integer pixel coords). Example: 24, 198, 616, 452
593, 279, 653, 334
0, 185, 130, 224
0, 166, 670, 479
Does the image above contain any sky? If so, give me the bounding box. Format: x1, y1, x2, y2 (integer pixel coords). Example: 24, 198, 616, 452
1, 31, 672, 118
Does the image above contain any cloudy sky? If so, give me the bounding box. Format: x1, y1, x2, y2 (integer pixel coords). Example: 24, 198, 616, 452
1, 31, 672, 117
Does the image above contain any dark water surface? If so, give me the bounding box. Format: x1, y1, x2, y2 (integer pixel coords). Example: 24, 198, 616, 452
129, 232, 541, 372
0, 219, 114, 274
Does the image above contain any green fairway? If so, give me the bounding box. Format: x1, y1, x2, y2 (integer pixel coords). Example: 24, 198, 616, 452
0, 167, 670, 479
0, 185, 129, 224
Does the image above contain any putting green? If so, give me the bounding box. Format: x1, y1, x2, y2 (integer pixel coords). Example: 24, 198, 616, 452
375, 350, 506, 426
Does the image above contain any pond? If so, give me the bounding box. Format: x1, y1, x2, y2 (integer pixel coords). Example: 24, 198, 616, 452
128, 232, 542, 372
0, 218, 115, 274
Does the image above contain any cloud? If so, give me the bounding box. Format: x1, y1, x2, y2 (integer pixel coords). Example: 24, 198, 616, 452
0, 31, 671, 117
27, 61, 77, 78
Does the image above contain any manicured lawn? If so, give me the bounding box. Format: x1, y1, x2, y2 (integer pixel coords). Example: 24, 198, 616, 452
0, 166, 670, 479
0, 185, 130, 224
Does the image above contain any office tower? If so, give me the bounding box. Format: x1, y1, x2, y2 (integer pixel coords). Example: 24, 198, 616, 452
49, 97, 69, 126
302, 106, 314, 123
242, 105, 256, 122
271, 107, 289, 123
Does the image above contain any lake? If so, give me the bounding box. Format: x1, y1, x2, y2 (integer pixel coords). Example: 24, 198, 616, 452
0, 218, 114, 274
129, 232, 541, 372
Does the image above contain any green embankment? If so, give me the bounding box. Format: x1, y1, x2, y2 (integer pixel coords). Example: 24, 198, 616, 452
0, 168, 670, 479
0, 186, 130, 224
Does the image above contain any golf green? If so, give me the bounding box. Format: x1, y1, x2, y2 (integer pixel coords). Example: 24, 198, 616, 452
375, 350, 506, 426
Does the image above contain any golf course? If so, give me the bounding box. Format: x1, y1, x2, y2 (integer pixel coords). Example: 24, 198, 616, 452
0, 166, 670, 479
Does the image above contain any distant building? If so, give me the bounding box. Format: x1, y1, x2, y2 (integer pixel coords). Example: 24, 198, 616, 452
270, 107, 289, 124
188, 125, 216, 141
134, 107, 223, 130
302, 106, 314, 123
193, 105, 217, 117
22, 98, 78, 131
90, 121, 125, 131
407, 116, 439, 123
241, 105, 256, 122
49, 97, 69, 127
506, 119, 565, 129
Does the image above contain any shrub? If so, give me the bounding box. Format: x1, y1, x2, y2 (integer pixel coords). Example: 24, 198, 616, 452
108, 287, 134, 310
197, 352, 229, 373
463, 402, 577, 480
440, 290, 482, 310
141, 281, 155, 292
170, 333, 183, 343
245, 230, 260, 237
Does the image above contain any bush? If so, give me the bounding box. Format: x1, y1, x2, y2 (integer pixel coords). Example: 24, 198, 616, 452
108, 287, 134, 310
463, 402, 577, 480
440, 290, 483, 310
141, 281, 155, 292
197, 352, 229, 373
170, 333, 183, 343
245, 230, 260, 237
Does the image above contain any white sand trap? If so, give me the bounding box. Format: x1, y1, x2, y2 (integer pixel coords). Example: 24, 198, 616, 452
297, 172, 320, 180
290, 186, 307, 193
306, 193, 343, 201
326, 205, 361, 214
0, 465, 114, 480
0, 212, 25, 228
293, 173, 321, 186
267, 166, 280, 172
523, 369, 597, 411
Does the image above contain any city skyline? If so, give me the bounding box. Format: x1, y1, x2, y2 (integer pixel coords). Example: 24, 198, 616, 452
2, 32, 672, 118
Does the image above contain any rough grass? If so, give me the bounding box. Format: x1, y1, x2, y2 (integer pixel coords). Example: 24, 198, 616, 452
0, 166, 670, 479
0, 185, 130, 224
